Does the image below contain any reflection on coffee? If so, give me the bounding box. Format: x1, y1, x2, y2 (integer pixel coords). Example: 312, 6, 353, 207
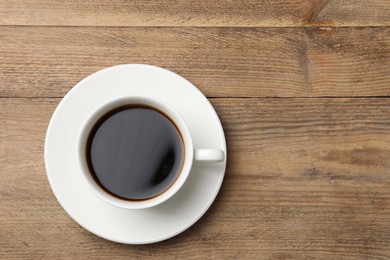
86, 105, 184, 201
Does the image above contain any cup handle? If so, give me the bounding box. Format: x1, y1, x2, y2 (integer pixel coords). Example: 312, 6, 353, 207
194, 149, 225, 162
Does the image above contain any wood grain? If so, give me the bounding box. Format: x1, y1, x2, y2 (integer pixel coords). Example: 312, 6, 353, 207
0, 26, 389, 98
1, 98, 389, 259
1, 0, 389, 258
0, 0, 389, 27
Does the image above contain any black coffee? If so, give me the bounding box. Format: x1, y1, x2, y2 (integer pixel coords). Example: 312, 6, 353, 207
86, 105, 184, 201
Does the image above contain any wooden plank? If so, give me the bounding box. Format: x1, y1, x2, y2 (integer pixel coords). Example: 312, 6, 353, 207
0, 27, 389, 98
0, 0, 389, 27
1, 98, 389, 258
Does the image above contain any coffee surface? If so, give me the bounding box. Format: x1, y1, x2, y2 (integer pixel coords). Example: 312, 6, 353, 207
86, 106, 184, 200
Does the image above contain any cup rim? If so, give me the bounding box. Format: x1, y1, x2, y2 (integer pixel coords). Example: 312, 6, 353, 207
76, 95, 194, 209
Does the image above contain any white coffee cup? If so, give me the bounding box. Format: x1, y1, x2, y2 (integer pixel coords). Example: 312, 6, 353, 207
76, 96, 225, 209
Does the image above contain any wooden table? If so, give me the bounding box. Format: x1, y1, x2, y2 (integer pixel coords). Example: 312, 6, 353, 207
1, 1, 389, 258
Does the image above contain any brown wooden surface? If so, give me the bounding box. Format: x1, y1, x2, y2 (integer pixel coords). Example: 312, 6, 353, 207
1, 98, 389, 259
0, 27, 389, 98
0, 0, 389, 27
0, 0, 389, 259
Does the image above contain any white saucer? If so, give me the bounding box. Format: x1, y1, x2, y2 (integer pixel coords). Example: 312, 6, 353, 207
44, 64, 227, 244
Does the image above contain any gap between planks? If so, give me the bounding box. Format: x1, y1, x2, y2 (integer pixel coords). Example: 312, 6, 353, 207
0, 24, 389, 29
